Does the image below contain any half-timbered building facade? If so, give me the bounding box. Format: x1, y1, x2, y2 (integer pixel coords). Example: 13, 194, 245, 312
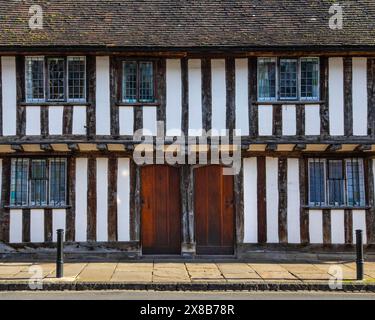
0, 0, 375, 258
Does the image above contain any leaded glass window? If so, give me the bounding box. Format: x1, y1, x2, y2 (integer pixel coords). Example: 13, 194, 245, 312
48, 58, 65, 101
258, 58, 276, 101
300, 58, 319, 100
279, 59, 298, 99
308, 158, 366, 208
68, 57, 86, 102
25, 57, 45, 103
10, 158, 67, 207
122, 61, 155, 103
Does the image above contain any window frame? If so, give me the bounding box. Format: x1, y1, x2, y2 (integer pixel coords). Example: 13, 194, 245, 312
307, 158, 367, 208
67, 56, 87, 103
278, 58, 299, 101
299, 57, 320, 101
121, 60, 157, 104
25, 56, 87, 104
257, 57, 278, 102
257, 57, 320, 102
25, 56, 46, 103
9, 157, 68, 208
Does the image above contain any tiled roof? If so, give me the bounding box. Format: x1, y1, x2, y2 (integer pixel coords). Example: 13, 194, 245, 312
0, 0, 375, 50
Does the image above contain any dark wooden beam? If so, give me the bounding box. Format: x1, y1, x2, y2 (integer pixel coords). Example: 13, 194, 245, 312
365, 158, 375, 243
40, 106, 49, 138
320, 57, 330, 137
86, 55, 96, 138
257, 156, 267, 244
278, 157, 288, 244
44, 208, 53, 242
201, 58, 212, 132
248, 57, 258, 138
22, 208, 30, 243
226, 57, 235, 137
322, 209, 332, 245
344, 57, 353, 136
296, 104, 305, 137
181, 165, 195, 254
273, 104, 282, 137
107, 157, 118, 242
234, 161, 244, 244
0, 58, 3, 136
87, 156, 97, 241
181, 57, 189, 137
16, 56, 26, 137
156, 59, 167, 133
344, 209, 353, 244
299, 157, 309, 244
0, 158, 11, 242
367, 58, 375, 137
65, 157, 76, 242
110, 57, 119, 137
63, 106, 73, 135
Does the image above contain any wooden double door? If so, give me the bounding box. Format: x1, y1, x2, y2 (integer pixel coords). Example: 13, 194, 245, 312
141, 165, 235, 255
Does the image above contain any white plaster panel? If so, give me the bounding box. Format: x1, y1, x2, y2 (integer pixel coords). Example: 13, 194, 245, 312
96, 56, 111, 135
266, 157, 279, 243
243, 158, 258, 243
188, 59, 203, 136
117, 158, 131, 241
329, 58, 344, 136
166, 59, 182, 136
211, 59, 226, 135
96, 158, 108, 242
75, 158, 88, 242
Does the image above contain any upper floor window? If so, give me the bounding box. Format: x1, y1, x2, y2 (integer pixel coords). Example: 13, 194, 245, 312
25, 56, 86, 103
258, 57, 320, 101
10, 158, 67, 207
308, 158, 366, 208
122, 61, 155, 103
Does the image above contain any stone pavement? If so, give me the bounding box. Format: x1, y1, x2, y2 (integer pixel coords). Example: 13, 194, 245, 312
0, 261, 375, 290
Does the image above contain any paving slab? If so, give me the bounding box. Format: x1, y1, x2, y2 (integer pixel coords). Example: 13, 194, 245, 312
248, 264, 288, 273
111, 271, 152, 283
77, 263, 117, 282
257, 271, 298, 280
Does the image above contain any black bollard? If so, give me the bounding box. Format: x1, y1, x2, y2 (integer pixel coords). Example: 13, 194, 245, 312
356, 230, 364, 281
56, 229, 64, 278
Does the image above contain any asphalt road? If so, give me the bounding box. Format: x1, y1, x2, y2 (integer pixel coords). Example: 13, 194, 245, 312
0, 290, 374, 300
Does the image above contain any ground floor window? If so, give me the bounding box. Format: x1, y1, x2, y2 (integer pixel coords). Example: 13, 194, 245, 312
308, 158, 366, 207
10, 158, 67, 207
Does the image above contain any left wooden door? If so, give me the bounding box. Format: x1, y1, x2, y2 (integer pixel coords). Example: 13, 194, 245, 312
141, 165, 181, 255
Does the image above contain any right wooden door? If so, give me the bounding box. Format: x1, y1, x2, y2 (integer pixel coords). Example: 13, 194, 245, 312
194, 166, 235, 255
